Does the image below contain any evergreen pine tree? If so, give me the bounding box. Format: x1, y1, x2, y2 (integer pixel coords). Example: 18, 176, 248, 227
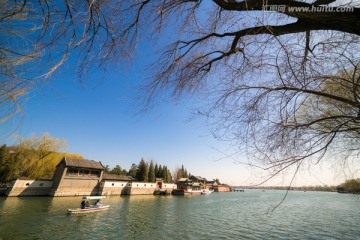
162, 166, 168, 182
144, 162, 149, 182
110, 165, 124, 175
158, 165, 163, 179
148, 160, 155, 182
184, 169, 188, 178
136, 158, 148, 182
167, 169, 172, 183
128, 163, 138, 178
154, 163, 158, 178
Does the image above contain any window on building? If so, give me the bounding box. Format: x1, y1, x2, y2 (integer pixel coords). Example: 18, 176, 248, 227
65, 168, 101, 178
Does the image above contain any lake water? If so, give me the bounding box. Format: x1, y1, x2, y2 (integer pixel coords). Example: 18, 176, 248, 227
1, 190, 359, 239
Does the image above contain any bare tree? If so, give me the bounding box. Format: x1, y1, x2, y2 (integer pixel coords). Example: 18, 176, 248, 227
142, 0, 360, 182
1, 0, 360, 182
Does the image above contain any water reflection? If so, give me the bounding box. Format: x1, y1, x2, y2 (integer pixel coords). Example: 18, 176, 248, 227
1, 191, 360, 239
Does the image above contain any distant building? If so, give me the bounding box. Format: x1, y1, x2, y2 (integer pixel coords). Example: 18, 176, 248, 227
189, 176, 206, 185
4, 157, 176, 197
214, 185, 232, 192
205, 179, 220, 190
176, 176, 231, 193
174, 175, 208, 195
49, 157, 105, 196
176, 178, 192, 190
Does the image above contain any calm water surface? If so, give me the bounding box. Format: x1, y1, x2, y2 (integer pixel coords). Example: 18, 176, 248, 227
1, 190, 359, 239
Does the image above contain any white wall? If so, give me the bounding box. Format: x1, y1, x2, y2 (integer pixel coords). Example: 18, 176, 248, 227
11, 179, 53, 188
129, 182, 177, 189
101, 181, 129, 188
129, 182, 157, 188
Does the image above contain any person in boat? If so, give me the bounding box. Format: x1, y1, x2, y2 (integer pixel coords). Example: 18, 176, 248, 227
85, 201, 90, 208
81, 200, 86, 209
94, 199, 101, 208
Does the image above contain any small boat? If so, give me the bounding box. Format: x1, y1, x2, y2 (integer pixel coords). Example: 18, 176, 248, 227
201, 188, 213, 195
172, 188, 202, 195
172, 189, 191, 195
67, 196, 110, 214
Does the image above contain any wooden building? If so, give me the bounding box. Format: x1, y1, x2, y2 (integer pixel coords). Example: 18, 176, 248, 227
189, 176, 206, 185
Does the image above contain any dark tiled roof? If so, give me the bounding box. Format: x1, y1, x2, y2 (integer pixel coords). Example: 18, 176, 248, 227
61, 157, 105, 170
102, 174, 133, 181
191, 176, 206, 181
178, 178, 190, 182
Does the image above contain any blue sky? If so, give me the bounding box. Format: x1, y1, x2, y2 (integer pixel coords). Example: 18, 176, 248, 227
1, 53, 348, 186
0, 39, 255, 185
